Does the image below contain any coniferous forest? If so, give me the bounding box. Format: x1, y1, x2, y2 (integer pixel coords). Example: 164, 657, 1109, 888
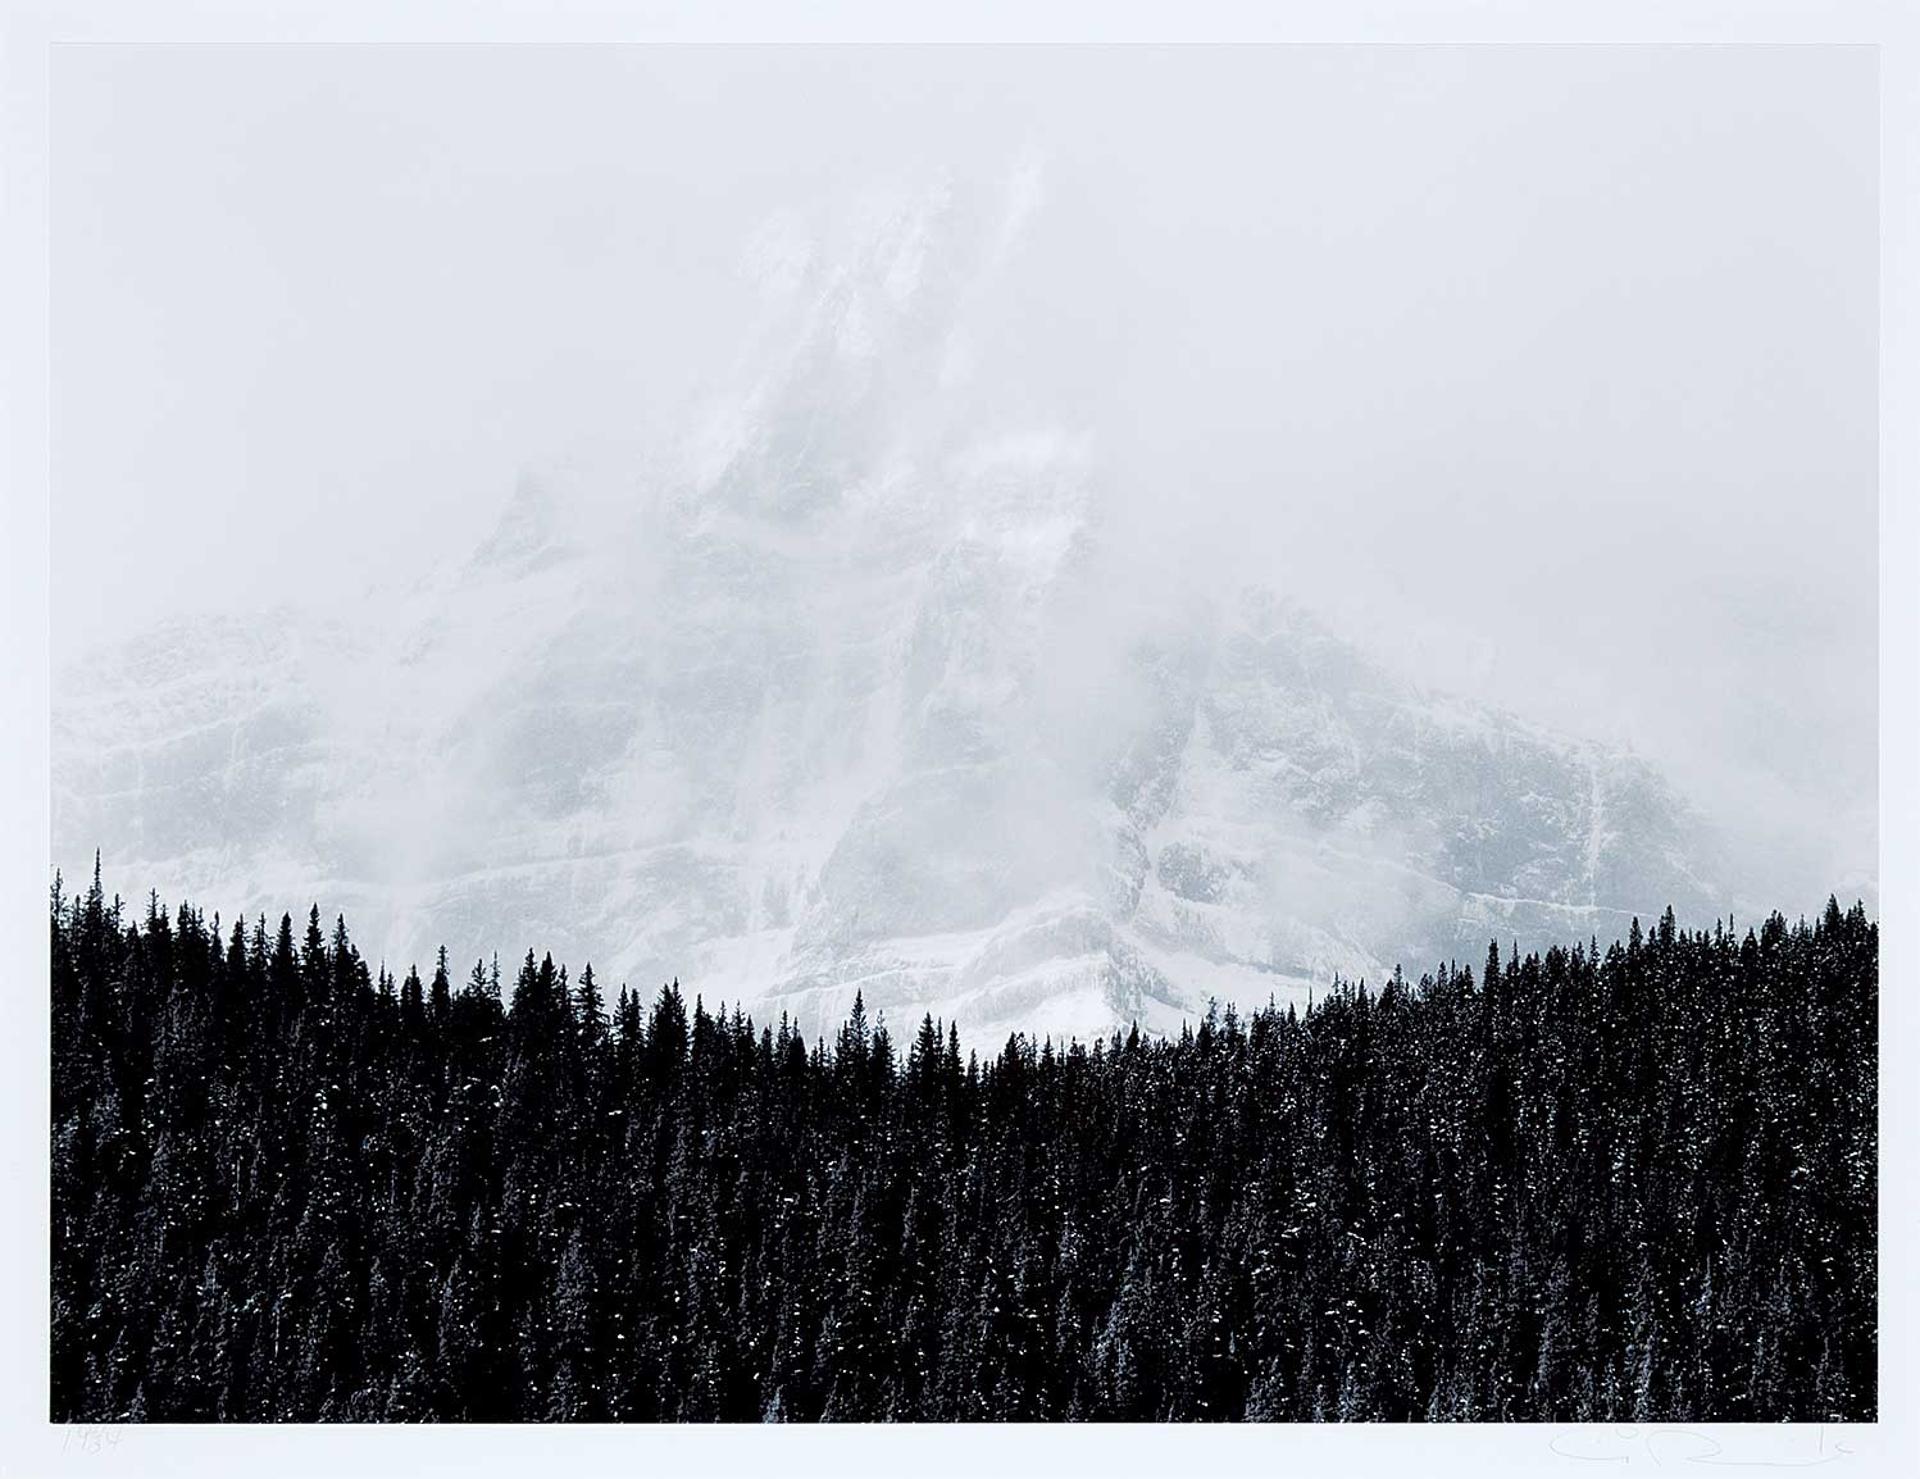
50, 865, 1876, 1423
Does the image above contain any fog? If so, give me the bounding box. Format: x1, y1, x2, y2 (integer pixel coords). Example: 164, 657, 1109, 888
53, 44, 1877, 909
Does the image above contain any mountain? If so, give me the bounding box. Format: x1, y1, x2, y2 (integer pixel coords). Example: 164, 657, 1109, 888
51, 165, 1729, 1045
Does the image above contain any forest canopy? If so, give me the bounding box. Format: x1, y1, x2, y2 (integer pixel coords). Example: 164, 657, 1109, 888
50, 866, 1876, 1422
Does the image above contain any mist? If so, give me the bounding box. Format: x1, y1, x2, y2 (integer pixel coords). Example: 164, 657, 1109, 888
51, 44, 1877, 989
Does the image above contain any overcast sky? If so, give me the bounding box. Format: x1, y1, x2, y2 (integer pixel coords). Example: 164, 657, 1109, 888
51, 44, 1877, 894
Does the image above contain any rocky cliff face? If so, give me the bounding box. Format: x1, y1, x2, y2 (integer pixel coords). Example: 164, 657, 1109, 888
53, 168, 1727, 1044
51, 521, 1722, 1047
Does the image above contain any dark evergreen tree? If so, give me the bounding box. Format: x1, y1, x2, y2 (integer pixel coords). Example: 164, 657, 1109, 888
50, 877, 1877, 1423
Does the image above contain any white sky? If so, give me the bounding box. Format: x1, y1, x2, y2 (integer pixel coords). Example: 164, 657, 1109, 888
50, 44, 1878, 894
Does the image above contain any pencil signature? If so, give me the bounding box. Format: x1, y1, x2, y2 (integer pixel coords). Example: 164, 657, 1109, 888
1549, 1424, 1859, 1468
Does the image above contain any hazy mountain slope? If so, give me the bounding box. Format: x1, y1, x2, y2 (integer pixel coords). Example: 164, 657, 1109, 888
52, 537, 1723, 1046
53, 166, 1729, 1044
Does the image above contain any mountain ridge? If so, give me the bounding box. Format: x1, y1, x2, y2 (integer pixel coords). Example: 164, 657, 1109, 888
52, 163, 1732, 1042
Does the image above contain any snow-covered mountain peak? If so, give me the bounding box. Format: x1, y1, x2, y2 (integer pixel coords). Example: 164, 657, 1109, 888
54, 160, 1734, 1045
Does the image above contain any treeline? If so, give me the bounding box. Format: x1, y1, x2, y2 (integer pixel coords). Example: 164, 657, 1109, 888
51, 865, 1875, 1422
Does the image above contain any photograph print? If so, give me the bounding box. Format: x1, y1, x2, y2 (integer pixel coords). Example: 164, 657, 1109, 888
46, 42, 1877, 1426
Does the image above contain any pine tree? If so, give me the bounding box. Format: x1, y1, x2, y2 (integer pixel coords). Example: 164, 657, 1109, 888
48, 874, 1877, 1424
